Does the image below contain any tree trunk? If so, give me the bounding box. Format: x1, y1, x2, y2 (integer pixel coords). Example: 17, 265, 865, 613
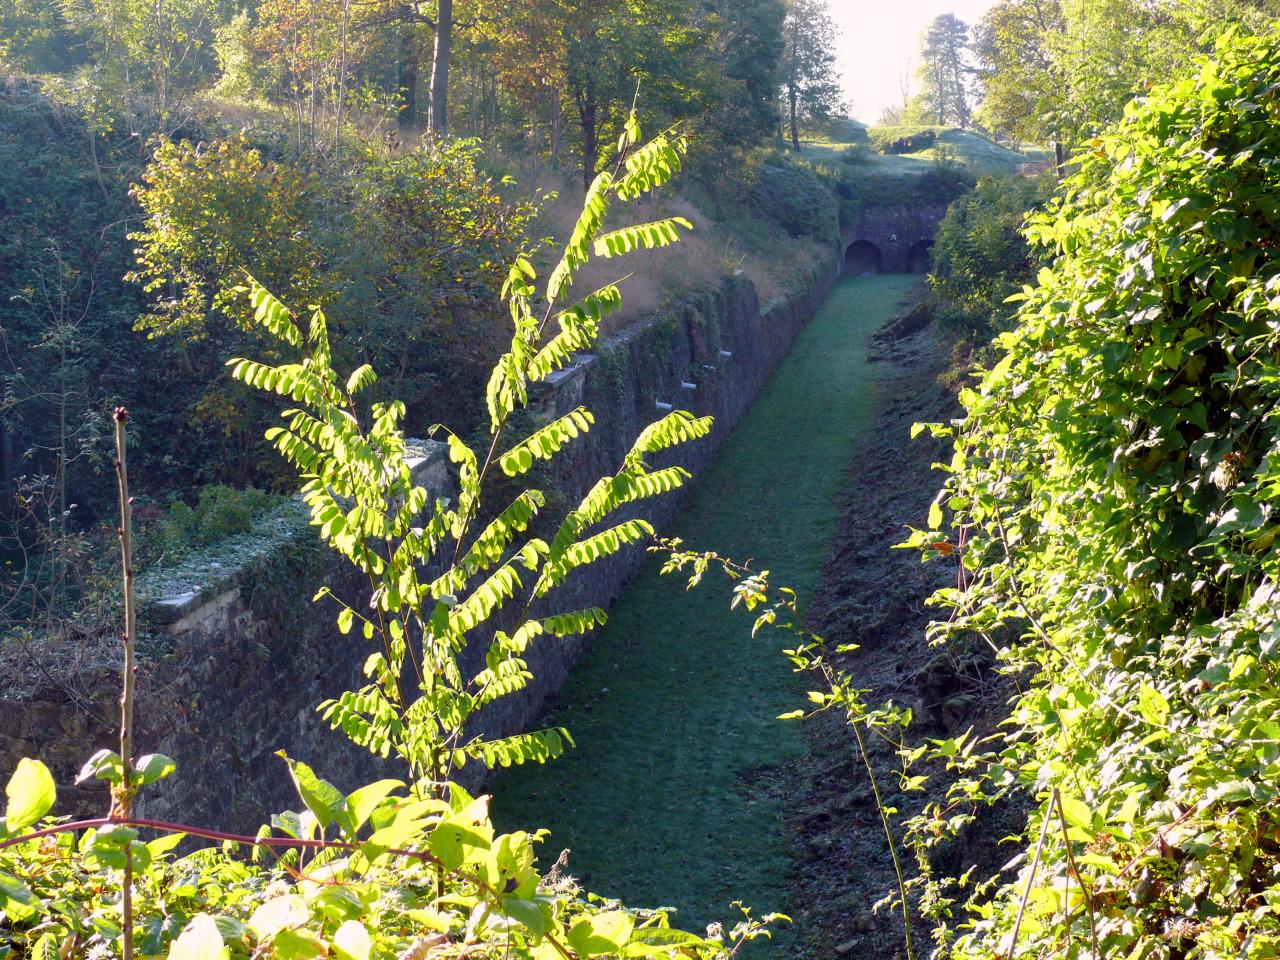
1054, 140, 1065, 180
787, 41, 799, 153
549, 93, 562, 164
0, 423, 13, 517
789, 85, 799, 152
398, 26, 418, 128
429, 0, 453, 135
579, 88, 598, 190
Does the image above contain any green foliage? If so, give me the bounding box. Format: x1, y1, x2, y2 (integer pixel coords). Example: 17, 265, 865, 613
915, 14, 974, 129
929, 174, 1050, 340
152, 484, 282, 562
128, 136, 320, 341
973, 0, 1278, 149
227, 118, 704, 789
0, 0, 85, 72
901, 27, 1280, 958
747, 161, 840, 243
126, 132, 541, 486
0, 759, 776, 959
491, 0, 763, 187
800, 115, 869, 145
792, 152, 973, 235
58, 0, 231, 126
3, 758, 56, 834
837, 144, 870, 166
496, 275, 921, 939
864, 127, 1030, 174
779, 0, 843, 151
0, 115, 791, 960
0, 92, 145, 509
0, 0, 838, 511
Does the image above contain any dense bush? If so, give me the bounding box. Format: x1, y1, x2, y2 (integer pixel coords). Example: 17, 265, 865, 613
801, 115, 871, 145
128, 134, 541, 486
838, 144, 871, 166
0, 93, 145, 519
905, 27, 1280, 959
152, 484, 282, 562
0, 92, 541, 506
929, 174, 1050, 340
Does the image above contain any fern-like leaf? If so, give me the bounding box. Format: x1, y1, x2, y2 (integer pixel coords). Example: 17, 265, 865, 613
593, 217, 692, 258
246, 278, 303, 347
499, 408, 594, 476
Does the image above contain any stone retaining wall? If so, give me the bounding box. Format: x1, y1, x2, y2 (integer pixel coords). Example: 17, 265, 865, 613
843, 203, 948, 273
0, 254, 839, 829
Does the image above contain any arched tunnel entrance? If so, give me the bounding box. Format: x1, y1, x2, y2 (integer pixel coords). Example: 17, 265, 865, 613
907, 239, 934, 273
843, 240, 882, 275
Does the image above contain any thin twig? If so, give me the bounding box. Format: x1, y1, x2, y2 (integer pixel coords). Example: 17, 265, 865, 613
848, 709, 916, 960
112, 407, 136, 960
1054, 789, 1100, 959
1006, 792, 1054, 958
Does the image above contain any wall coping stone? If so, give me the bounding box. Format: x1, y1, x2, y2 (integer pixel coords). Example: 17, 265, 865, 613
142, 439, 450, 626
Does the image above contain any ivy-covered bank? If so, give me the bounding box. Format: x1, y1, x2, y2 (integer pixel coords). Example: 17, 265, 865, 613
904, 29, 1280, 960
0, 255, 839, 832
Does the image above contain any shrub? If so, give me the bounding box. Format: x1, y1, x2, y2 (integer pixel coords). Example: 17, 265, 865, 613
127, 134, 541, 486
929, 174, 1051, 341
0, 117, 785, 960
151, 484, 282, 562
869, 125, 941, 154
839, 144, 871, 166
801, 115, 871, 145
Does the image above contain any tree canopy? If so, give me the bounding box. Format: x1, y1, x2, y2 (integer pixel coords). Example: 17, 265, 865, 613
974, 0, 1280, 150
779, 0, 843, 151
916, 13, 973, 128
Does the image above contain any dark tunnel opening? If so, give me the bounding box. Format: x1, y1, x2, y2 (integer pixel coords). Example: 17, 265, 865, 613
843, 240, 883, 274
907, 239, 935, 273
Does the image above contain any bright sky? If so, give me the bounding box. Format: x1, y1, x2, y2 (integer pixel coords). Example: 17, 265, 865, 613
831, 1, 998, 125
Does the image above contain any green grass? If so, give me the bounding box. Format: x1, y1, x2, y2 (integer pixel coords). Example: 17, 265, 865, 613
804, 126, 1034, 178
492, 273, 921, 945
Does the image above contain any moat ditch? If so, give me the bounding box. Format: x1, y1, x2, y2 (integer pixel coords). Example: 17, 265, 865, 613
492, 273, 963, 957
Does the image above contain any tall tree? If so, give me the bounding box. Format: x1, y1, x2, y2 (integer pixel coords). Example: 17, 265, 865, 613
490, 0, 570, 157
247, 0, 364, 151
349, 0, 482, 134
498, 0, 709, 187
971, 0, 1062, 143
916, 13, 972, 128
59, 0, 229, 129
494, 0, 779, 179
974, 0, 1280, 160
698, 0, 785, 149
779, 0, 841, 152
428, 0, 453, 130
0, 0, 85, 72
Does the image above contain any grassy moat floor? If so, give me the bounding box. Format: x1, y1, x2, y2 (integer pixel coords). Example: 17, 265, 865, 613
493, 273, 922, 953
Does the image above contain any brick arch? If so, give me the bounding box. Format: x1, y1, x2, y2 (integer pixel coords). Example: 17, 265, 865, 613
841, 202, 949, 272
